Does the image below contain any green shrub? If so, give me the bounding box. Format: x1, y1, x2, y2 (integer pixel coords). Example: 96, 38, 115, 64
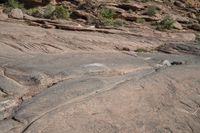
99, 8, 116, 20
7, 0, 24, 9
113, 19, 127, 27
156, 16, 175, 30
97, 8, 119, 26
144, 6, 157, 16
27, 7, 43, 18
134, 48, 149, 52
43, 4, 55, 18
136, 18, 145, 23
52, 5, 69, 19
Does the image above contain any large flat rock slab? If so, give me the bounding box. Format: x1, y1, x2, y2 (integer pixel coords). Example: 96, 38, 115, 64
0, 51, 198, 133
0, 21, 200, 133
18, 61, 200, 133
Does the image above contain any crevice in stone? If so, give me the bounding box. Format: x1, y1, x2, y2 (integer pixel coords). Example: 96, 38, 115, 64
11, 116, 23, 124
0, 87, 8, 96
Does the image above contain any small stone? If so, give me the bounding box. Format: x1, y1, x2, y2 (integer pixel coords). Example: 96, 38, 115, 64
173, 21, 183, 30
10, 8, 23, 19
174, 1, 186, 8
162, 60, 171, 66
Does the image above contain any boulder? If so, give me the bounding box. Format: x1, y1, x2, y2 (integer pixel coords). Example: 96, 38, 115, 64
162, 60, 171, 66
10, 8, 23, 19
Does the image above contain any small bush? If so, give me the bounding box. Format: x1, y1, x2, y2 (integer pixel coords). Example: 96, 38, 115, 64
136, 18, 145, 23
113, 19, 127, 27
43, 4, 55, 18
7, 0, 23, 9
97, 8, 119, 26
156, 16, 175, 30
27, 7, 43, 18
144, 6, 157, 16
134, 48, 149, 52
99, 8, 116, 20
52, 5, 69, 19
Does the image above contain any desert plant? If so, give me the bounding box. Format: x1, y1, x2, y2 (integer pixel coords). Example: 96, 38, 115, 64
144, 6, 157, 16
156, 16, 175, 30
113, 19, 128, 27
52, 5, 69, 19
43, 4, 55, 18
7, 0, 23, 9
97, 8, 117, 26
136, 18, 145, 23
134, 48, 149, 52
27, 7, 43, 18
99, 8, 116, 20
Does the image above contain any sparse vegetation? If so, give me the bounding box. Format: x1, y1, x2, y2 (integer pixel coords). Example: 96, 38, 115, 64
113, 18, 128, 27
43, 4, 55, 18
134, 48, 149, 52
99, 8, 116, 20
52, 5, 69, 19
144, 6, 157, 16
156, 16, 175, 31
7, 0, 24, 9
96, 8, 128, 27
26, 4, 69, 19
27, 7, 43, 18
136, 18, 145, 23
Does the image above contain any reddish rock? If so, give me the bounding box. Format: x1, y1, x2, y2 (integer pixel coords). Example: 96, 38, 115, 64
121, 13, 160, 22
173, 21, 183, 30
117, 3, 144, 11
10, 8, 23, 19
72, 10, 95, 20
